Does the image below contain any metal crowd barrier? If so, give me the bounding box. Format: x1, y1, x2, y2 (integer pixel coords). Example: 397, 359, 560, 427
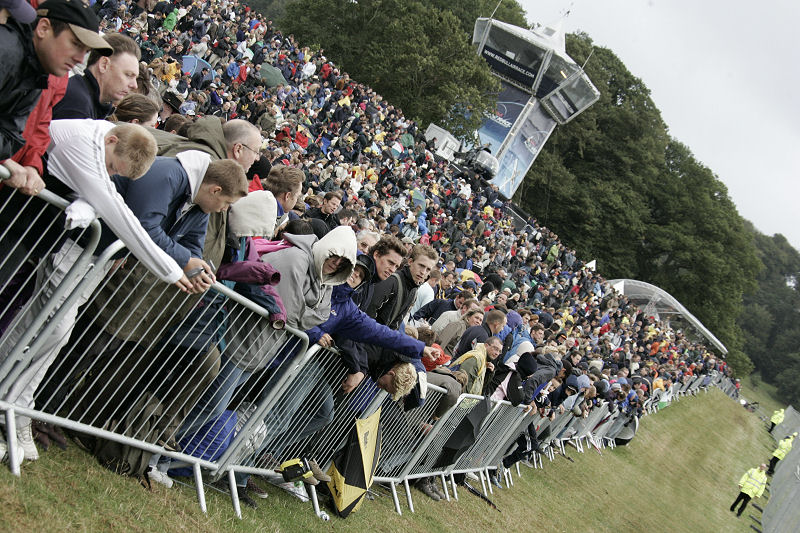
222, 344, 386, 519
448, 400, 527, 495
372, 392, 482, 513
0, 188, 103, 395
3, 241, 308, 513
371, 382, 450, 513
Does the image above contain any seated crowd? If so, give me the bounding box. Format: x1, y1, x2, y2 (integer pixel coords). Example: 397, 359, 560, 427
0, 0, 731, 508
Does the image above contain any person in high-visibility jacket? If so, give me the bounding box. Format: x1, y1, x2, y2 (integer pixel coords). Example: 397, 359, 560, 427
767, 433, 796, 475
769, 409, 785, 432
730, 464, 768, 516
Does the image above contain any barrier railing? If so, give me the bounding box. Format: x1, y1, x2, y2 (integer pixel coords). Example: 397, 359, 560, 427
0, 188, 103, 398
0, 219, 739, 520
2, 241, 308, 511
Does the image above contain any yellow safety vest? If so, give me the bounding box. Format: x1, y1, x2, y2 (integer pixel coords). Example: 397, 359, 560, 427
771, 409, 785, 424
738, 468, 767, 498
773, 437, 794, 460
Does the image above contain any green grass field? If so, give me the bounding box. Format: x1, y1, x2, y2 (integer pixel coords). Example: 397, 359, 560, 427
0, 388, 776, 533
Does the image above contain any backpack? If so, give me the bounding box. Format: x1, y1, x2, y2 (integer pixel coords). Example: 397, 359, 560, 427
91, 392, 165, 481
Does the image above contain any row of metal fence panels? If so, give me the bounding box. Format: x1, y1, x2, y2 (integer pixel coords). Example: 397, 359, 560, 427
0, 188, 720, 519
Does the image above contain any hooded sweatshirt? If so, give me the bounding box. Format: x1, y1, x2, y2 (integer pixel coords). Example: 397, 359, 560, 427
264, 225, 356, 330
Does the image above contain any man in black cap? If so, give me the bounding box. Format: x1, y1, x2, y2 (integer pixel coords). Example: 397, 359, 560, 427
1, 0, 112, 189
53, 29, 141, 120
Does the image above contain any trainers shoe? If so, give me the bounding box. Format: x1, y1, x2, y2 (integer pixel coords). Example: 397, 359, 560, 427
246, 478, 269, 499
521, 460, 535, 468
17, 423, 39, 461
236, 486, 258, 509
419, 479, 441, 501
0, 439, 24, 469
307, 459, 331, 483
465, 471, 479, 481
147, 467, 174, 488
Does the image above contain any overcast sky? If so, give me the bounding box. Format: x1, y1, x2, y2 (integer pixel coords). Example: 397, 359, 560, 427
517, 0, 800, 250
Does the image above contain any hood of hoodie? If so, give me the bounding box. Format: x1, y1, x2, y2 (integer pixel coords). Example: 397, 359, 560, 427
175, 150, 211, 205
312, 225, 357, 286
536, 352, 562, 373
227, 189, 278, 238
151, 116, 229, 160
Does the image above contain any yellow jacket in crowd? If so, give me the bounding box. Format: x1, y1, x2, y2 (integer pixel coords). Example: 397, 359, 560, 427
770, 409, 785, 425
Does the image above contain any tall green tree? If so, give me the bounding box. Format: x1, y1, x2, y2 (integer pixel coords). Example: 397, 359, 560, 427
519, 33, 761, 373
281, 0, 501, 139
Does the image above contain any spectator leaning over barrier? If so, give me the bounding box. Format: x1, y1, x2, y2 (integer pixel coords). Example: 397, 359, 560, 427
730, 463, 767, 517
307, 256, 437, 393
766, 432, 796, 475
0, 119, 169, 462
227, 225, 357, 503
88, 154, 247, 485
0, 0, 112, 194
449, 336, 503, 396
151, 117, 263, 270
769, 408, 784, 432
502, 347, 566, 467
53, 32, 140, 120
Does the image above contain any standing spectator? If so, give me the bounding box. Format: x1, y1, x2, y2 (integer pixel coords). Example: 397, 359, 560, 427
769, 408, 784, 432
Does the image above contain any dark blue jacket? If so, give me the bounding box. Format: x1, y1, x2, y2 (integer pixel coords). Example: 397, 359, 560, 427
52, 69, 113, 120
307, 284, 425, 374
412, 297, 456, 322
112, 156, 208, 267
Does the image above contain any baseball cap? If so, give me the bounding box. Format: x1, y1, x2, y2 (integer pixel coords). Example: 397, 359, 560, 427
0, 0, 36, 23
37, 0, 113, 56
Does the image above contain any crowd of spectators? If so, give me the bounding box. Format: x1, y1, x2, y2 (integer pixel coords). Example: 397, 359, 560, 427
0, 0, 733, 509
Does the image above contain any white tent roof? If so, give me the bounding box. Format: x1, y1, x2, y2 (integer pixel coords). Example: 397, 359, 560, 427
607, 279, 728, 355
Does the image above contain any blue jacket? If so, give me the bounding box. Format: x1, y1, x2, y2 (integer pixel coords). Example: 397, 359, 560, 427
112, 156, 208, 268
307, 284, 425, 373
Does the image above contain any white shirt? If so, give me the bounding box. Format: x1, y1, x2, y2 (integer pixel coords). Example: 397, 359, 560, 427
48, 119, 183, 283
431, 309, 461, 335
410, 281, 434, 316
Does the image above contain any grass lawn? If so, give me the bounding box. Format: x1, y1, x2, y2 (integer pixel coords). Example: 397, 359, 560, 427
0, 388, 775, 532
